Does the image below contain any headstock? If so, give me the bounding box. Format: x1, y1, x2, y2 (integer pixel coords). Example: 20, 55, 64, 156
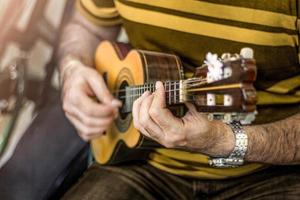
180, 48, 257, 124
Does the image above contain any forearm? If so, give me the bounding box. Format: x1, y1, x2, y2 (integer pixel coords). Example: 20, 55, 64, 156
206, 113, 300, 165
58, 22, 99, 68
57, 9, 120, 69
244, 113, 300, 164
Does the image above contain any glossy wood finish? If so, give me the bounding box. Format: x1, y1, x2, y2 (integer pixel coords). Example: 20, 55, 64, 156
92, 41, 183, 164
92, 41, 257, 165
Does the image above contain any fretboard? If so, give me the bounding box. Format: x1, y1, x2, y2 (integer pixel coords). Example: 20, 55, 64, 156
121, 81, 181, 113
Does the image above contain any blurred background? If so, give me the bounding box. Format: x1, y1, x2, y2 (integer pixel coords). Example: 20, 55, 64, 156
0, 0, 69, 104
0, 0, 74, 167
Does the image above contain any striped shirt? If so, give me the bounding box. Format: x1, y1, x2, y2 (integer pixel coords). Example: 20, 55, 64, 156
77, 0, 300, 179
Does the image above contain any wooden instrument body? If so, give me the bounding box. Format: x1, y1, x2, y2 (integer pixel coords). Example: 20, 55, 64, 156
92, 41, 257, 165
92, 41, 183, 164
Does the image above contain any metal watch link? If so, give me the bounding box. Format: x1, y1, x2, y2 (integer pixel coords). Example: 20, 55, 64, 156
209, 121, 248, 168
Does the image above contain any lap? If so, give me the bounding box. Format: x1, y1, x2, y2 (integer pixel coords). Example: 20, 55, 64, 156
62, 163, 192, 200
215, 165, 300, 200
63, 163, 300, 200
0, 99, 88, 200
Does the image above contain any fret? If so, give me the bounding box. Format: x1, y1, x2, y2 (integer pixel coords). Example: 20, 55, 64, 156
173, 82, 176, 104
168, 81, 171, 105
177, 82, 179, 104
124, 80, 182, 113
138, 85, 141, 97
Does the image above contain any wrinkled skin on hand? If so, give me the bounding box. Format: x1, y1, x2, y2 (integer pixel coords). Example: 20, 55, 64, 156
61, 61, 121, 141
132, 81, 234, 157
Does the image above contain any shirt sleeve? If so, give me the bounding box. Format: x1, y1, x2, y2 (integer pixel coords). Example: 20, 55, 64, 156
76, 0, 122, 26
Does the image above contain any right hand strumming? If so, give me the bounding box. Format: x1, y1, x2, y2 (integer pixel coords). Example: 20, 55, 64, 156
61, 60, 121, 141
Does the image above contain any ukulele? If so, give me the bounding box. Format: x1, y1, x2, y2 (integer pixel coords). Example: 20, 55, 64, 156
92, 41, 257, 165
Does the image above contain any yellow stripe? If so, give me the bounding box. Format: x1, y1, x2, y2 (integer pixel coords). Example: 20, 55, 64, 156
149, 153, 265, 179
81, 0, 119, 18
115, 1, 298, 47
266, 75, 300, 94
128, 0, 297, 31
76, 0, 122, 26
149, 160, 225, 179
257, 91, 300, 105
155, 149, 209, 163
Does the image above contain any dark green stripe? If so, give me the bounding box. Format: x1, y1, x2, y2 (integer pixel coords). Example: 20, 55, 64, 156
80, 0, 120, 21
118, 0, 297, 35
123, 19, 300, 89
255, 104, 300, 124
201, 0, 298, 16
92, 0, 115, 8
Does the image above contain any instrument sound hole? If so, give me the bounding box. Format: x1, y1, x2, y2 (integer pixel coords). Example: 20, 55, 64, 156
118, 80, 129, 120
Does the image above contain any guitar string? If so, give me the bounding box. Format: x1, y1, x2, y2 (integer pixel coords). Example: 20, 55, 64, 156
115, 84, 237, 99
110, 79, 207, 95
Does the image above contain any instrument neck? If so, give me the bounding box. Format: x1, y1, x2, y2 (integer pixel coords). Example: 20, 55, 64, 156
122, 81, 181, 113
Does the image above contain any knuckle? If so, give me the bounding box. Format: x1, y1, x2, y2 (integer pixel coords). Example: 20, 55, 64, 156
101, 118, 113, 126
140, 115, 150, 125
83, 106, 94, 115
133, 121, 141, 130
162, 140, 174, 148
62, 102, 69, 112
133, 98, 141, 107
79, 125, 92, 136
165, 132, 187, 146
132, 101, 137, 110
164, 133, 176, 144
66, 90, 79, 104
82, 117, 92, 126
80, 134, 90, 142
149, 108, 159, 118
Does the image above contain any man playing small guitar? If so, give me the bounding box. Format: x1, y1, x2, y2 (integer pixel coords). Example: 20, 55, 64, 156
58, 0, 300, 199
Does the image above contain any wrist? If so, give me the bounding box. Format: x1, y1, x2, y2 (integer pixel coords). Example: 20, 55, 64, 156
59, 55, 84, 87
221, 122, 236, 156
202, 121, 235, 157
215, 121, 235, 157
209, 121, 248, 167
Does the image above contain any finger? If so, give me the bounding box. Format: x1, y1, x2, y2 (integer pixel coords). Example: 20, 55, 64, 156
138, 126, 152, 139
66, 113, 107, 135
185, 102, 197, 111
86, 70, 114, 104
65, 113, 105, 140
184, 102, 207, 119
66, 107, 114, 128
139, 94, 164, 141
132, 91, 151, 131
150, 81, 179, 129
72, 91, 116, 118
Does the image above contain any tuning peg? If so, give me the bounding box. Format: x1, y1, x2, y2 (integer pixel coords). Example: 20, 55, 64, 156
240, 47, 254, 59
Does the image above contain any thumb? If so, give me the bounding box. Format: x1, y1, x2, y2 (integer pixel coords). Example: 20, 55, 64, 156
86, 71, 114, 104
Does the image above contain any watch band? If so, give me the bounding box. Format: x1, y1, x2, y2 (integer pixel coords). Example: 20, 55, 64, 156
209, 121, 248, 168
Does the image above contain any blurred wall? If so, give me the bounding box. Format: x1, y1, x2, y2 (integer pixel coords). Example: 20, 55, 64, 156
0, 0, 67, 81
0, 0, 69, 150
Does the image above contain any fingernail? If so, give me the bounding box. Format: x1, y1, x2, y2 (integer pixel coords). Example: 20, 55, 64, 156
111, 99, 122, 107
143, 91, 151, 96
114, 110, 119, 119
155, 81, 162, 90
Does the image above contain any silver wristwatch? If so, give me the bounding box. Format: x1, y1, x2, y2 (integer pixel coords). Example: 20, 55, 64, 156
209, 121, 248, 168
